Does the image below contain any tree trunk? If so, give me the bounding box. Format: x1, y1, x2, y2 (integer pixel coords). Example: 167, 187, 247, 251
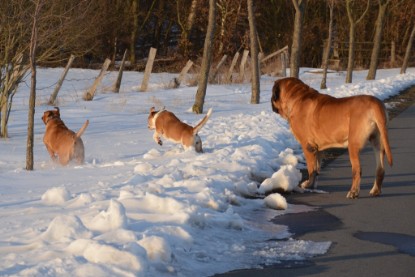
178, 0, 198, 56
367, 0, 390, 80
247, 0, 260, 104
129, 0, 139, 65
26, 0, 41, 171
345, 0, 370, 84
290, 0, 307, 78
0, 98, 8, 138
320, 0, 334, 89
193, 0, 216, 114
346, 24, 356, 83
401, 23, 415, 74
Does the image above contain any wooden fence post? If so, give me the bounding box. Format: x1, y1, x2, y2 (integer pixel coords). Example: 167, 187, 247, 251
48, 54, 75, 105
170, 59, 193, 88
209, 54, 227, 83
140, 47, 157, 92
112, 49, 128, 93
225, 52, 240, 83
83, 58, 111, 101
238, 50, 249, 82
281, 50, 288, 77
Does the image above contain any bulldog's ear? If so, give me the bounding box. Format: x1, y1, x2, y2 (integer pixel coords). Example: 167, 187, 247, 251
271, 81, 281, 114
54, 107, 60, 117
271, 81, 281, 102
150, 107, 155, 113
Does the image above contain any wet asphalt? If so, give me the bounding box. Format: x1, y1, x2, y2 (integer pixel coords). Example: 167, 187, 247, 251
214, 101, 415, 276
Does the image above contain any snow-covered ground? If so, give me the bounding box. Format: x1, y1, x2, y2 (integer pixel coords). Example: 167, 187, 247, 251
1, 67, 414, 276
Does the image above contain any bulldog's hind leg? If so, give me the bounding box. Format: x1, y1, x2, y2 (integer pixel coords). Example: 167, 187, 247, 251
369, 132, 385, 197
347, 142, 363, 199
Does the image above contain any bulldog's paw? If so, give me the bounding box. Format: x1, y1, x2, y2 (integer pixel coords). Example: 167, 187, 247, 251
369, 187, 381, 197
346, 190, 359, 199
158, 139, 163, 146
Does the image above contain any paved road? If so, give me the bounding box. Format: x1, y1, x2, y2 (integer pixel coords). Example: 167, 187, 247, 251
215, 102, 415, 277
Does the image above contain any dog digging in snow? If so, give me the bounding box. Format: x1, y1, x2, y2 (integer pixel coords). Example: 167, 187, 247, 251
42, 107, 89, 165
147, 107, 212, 153
271, 77, 393, 199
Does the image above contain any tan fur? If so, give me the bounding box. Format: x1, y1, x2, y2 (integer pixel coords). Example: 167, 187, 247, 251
147, 107, 212, 153
42, 107, 89, 165
271, 77, 393, 198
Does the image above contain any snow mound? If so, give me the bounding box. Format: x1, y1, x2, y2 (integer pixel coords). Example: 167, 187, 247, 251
88, 199, 128, 232
138, 236, 172, 263
67, 239, 145, 273
258, 165, 302, 194
41, 186, 71, 205
264, 193, 288, 210
41, 215, 92, 242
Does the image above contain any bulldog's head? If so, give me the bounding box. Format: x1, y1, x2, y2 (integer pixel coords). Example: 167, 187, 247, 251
42, 107, 61, 125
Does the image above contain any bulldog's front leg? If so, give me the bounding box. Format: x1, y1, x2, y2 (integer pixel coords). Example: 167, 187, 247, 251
46, 145, 58, 163
153, 132, 163, 146
300, 143, 319, 189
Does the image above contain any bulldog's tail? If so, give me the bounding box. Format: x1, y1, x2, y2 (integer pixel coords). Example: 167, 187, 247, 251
193, 108, 212, 135
375, 105, 393, 166
76, 120, 89, 138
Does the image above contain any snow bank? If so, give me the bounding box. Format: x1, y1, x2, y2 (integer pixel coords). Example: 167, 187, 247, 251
1, 67, 414, 276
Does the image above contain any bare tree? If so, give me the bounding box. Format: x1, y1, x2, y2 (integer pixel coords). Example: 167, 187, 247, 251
320, 0, 335, 89
0, 2, 31, 138
401, 22, 415, 74
345, 0, 370, 83
366, 0, 392, 80
0, 0, 102, 138
193, 0, 216, 114
290, 0, 307, 78
177, 0, 199, 56
26, 0, 42, 171
129, 0, 139, 64
247, 0, 260, 104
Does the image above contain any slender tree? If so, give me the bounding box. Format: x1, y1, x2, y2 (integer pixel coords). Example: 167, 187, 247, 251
1, 0, 102, 138
129, 0, 139, 64
177, 0, 198, 57
290, 0, 307, 78
193, 0, 216, 114
401, 23, 415, 74
320, 0, 335, 89
366, 0, 392, 80
26, 0, 42, 171
247, 0, 260, 103
345, 0, 370, 83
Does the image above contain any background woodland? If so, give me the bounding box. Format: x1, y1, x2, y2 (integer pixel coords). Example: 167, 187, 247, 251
2, 0, 414, 71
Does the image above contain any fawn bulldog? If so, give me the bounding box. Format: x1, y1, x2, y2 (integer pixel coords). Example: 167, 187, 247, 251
148, 107, 212, 153
271, 77, 393, 199
42, 107, 89, 165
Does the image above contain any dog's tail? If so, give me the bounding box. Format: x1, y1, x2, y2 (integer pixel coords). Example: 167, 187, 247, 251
76, 120, 89, 138
193, 108, 212, 135
375, 105, 393, 166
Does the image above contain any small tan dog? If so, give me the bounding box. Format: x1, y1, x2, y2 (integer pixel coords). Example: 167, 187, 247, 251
271, 77, 393, 199
42, 107, 89, 165
147, 107, 212, 153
